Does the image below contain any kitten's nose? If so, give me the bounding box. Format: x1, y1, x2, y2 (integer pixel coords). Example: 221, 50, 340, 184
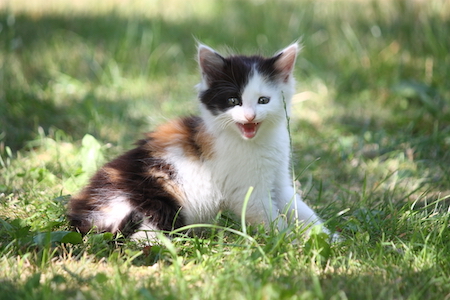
244, 112, 256, 122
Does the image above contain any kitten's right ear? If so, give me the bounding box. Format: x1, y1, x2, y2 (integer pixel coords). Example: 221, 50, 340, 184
198, 44, 225, 85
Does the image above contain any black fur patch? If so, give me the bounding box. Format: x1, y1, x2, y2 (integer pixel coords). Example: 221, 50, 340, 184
199, 55, 282, 115
180, 116, 204, 158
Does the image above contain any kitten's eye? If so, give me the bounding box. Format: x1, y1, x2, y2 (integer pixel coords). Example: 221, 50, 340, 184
258, 96, 270, 104
227, 97, 241, 106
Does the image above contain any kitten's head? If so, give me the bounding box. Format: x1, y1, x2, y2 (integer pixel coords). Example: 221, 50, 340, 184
197, 43, 298, 140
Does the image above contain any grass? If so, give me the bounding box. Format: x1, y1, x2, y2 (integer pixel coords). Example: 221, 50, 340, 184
1, 0, 450, 299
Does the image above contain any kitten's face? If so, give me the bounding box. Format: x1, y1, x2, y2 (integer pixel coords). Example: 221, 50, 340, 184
197, 44, 298, 140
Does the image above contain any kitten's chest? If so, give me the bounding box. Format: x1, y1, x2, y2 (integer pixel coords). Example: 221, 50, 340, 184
209, 135, 289, 197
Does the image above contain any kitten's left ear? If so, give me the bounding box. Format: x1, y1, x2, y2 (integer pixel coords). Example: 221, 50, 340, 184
273, 43, 300, 82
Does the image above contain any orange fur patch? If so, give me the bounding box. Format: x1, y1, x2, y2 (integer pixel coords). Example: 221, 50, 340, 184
150, 166, 186, 204
103, 166, 123, 184
146, 117, 214, 160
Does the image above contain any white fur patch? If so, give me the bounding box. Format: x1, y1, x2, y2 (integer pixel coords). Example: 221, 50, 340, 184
163, 145, 223, 225
90, 193, 133, 232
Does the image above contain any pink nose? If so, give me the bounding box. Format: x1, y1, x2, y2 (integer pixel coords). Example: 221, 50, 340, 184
245, 112, 256, 122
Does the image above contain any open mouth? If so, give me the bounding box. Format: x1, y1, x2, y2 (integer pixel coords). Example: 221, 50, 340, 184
236, 122, 261, 139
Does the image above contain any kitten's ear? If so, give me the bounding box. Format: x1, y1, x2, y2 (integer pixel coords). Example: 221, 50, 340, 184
198, 44, 225, 85
273, 43, 300, 82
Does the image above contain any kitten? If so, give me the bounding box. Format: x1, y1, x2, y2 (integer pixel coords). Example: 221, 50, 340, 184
68, 43, 332, 243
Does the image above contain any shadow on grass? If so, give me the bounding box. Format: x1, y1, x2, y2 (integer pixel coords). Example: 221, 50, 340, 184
0, 87, 147, 150
318, 267, 450, 299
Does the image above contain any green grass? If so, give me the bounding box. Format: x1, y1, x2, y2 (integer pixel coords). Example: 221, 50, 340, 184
1, 0, 450, 299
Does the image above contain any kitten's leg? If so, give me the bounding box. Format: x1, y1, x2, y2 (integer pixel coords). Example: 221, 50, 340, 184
232, 189, 286, 231
287, 192, 342, 241
291, 194, 326, 231
274, 183, 340, 239
243, 188, 325, 236
279, 190, 324, 231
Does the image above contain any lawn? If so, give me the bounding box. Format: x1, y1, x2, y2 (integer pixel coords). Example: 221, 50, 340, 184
1, 0, 450, 299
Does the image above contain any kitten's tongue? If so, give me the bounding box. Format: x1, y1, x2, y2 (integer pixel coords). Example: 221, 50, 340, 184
237, 123, 260, 139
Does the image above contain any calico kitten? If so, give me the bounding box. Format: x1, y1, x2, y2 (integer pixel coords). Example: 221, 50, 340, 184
68, 43, 332, 242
